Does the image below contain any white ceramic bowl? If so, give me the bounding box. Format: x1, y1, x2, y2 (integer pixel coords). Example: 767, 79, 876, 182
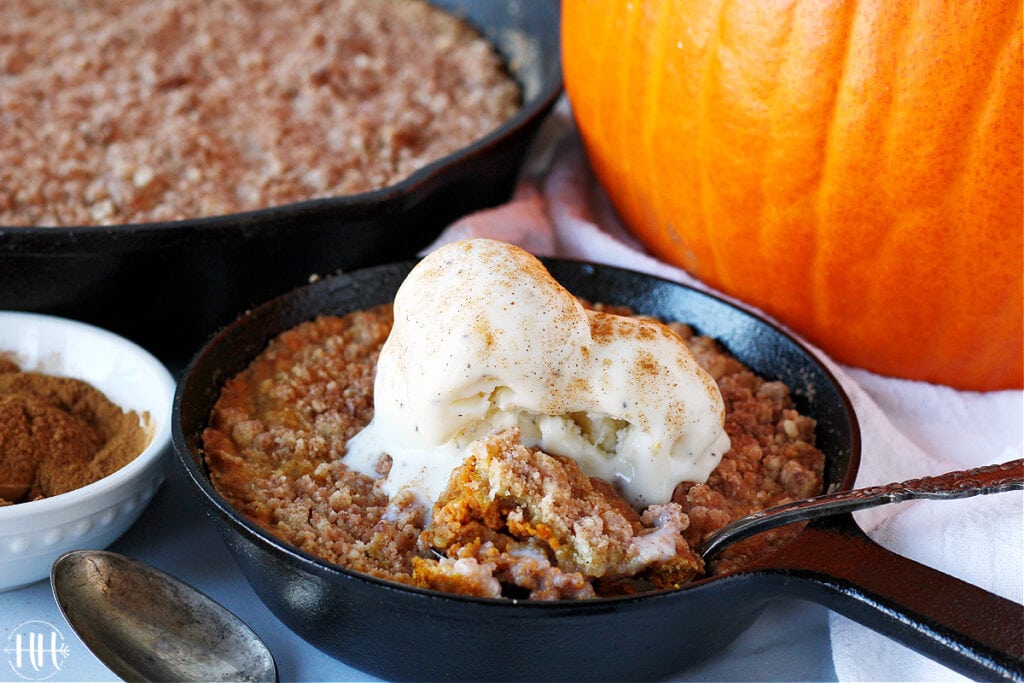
0, 311, 175, 591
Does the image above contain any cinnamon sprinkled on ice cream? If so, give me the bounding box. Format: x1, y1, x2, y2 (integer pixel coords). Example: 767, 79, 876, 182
345, 239, 731, 508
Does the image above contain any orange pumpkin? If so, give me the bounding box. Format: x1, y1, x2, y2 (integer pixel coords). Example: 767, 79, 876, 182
562, 0, 1023, 391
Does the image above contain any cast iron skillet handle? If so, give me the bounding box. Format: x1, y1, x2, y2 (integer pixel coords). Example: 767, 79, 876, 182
755, 514, 1024, 681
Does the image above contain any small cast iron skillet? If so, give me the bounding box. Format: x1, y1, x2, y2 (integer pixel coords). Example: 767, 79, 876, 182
173, 259, 1024, 682
0, 0, 561, 367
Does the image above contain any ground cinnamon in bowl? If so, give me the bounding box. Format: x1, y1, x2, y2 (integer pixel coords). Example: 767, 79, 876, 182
0, 360, 150, 505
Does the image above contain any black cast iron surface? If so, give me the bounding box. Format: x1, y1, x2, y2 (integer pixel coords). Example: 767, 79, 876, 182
0, 0, 562, 368
174, 259, 1024, 682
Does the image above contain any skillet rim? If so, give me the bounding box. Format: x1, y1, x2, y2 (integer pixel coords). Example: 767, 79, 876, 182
172, 255, 862, 610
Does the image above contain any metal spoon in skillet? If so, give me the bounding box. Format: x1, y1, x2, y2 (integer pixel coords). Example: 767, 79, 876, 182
51, 550, 277, 683
699, 458, 1023, 564
422, 460, 1022, 571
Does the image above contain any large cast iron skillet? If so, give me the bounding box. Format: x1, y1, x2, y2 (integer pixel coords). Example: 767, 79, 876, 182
173, 259, 1024, 682
0, 0, 561, 367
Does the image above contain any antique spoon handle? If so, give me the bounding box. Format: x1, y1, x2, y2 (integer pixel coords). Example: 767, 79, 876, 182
698, 459, 1024, 563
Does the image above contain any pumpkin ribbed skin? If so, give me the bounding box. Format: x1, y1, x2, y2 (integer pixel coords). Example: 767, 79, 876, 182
563, 0, 1023, 391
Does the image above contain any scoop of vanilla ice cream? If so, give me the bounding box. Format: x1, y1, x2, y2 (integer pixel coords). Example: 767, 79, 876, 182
344, 238, 730, 508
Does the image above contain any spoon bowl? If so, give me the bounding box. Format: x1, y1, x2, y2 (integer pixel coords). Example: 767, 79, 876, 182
51, 549, 277, 683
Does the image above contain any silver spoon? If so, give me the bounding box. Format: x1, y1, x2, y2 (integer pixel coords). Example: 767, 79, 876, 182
51, 550, 277, 683
698, 459, 1024, 563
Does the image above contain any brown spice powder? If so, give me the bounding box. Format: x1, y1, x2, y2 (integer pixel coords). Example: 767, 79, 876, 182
0, 363, 150, 505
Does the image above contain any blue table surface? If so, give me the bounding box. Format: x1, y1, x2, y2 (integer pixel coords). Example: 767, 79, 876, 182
1, 456, 838, 683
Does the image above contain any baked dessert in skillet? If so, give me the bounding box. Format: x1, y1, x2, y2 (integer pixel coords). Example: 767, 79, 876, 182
203, 240, 825, 599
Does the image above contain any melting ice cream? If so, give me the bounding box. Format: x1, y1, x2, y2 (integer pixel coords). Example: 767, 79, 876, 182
344, 239, 730, 508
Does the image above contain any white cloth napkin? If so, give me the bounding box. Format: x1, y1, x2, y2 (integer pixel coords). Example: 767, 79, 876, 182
425, 101, 1024, 681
